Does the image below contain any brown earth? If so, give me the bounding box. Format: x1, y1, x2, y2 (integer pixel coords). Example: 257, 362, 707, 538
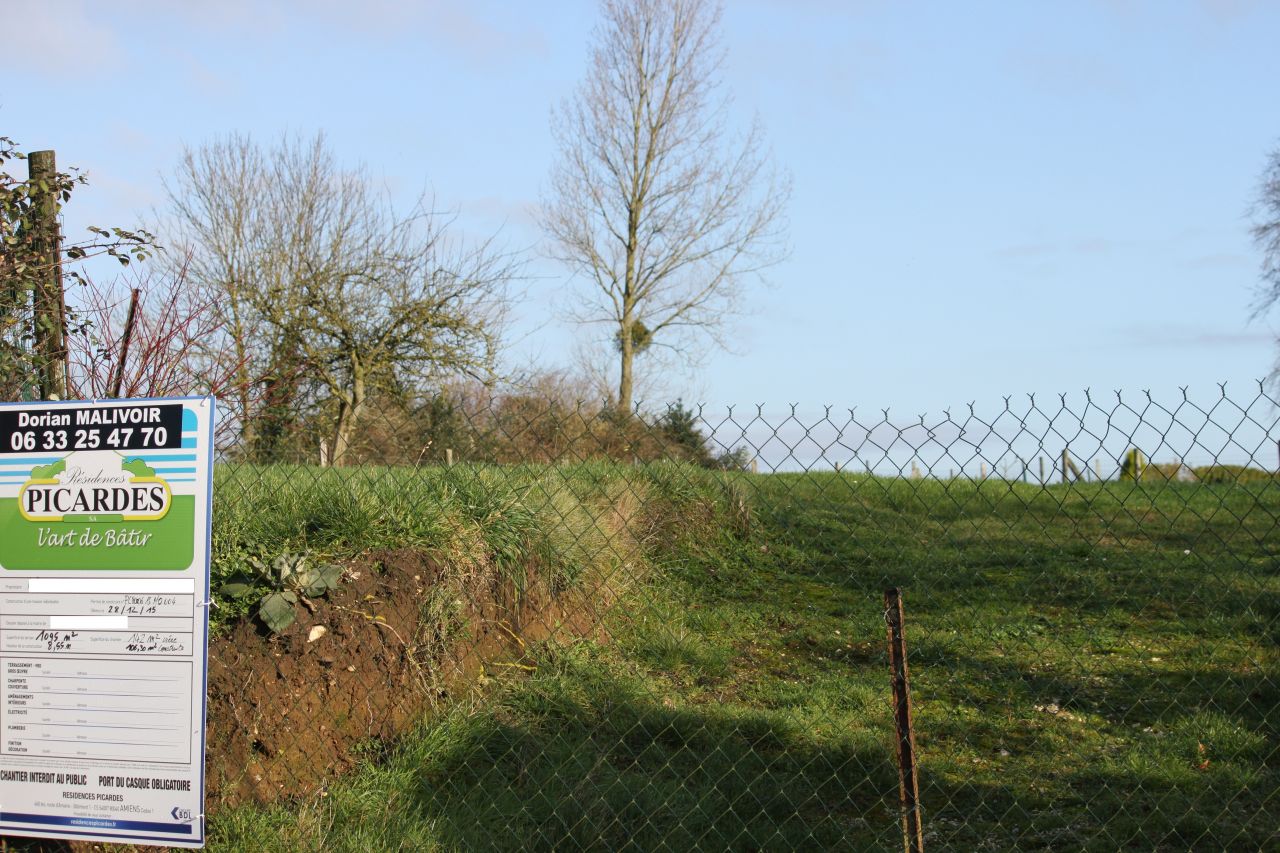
4, 550, 618, 851
204, 547, 612, 808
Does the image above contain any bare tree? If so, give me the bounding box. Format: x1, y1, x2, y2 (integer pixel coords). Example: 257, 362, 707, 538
164, 136, 293, 456
164, 132, 515, 464
1253, 143, 1280, 326
542, 0, 789, 413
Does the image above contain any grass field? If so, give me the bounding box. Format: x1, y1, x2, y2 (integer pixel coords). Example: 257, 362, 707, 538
205, 468, 1279, 851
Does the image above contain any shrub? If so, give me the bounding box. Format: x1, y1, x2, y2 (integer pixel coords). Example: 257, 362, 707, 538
1144, 462, 1194, 482
1120, 448, 1146, 481
1192, 464, 1274, 485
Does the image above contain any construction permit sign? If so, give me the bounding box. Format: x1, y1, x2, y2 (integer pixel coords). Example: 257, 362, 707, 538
0, 397, 214, 848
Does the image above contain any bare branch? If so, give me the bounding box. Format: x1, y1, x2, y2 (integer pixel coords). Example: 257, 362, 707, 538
1252, 142, 1280, 319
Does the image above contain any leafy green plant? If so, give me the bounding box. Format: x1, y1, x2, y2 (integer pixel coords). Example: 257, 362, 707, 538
221, 551, 344, 633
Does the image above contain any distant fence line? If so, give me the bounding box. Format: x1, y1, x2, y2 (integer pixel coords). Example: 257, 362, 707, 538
206, 384, 1280, 483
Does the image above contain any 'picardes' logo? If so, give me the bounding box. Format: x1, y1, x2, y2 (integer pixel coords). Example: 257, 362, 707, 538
18, 452, 171, 522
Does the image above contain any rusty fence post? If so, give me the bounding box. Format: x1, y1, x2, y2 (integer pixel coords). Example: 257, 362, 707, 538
885, 587, 924, 853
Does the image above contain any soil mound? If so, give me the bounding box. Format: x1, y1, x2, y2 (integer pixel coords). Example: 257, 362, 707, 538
205, 548, 606, 807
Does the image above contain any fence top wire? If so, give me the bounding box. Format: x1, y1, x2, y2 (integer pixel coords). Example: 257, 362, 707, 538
683, 383, 1280, 477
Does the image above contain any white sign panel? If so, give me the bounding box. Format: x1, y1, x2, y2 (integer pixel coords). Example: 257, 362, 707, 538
0, 397, 213, 848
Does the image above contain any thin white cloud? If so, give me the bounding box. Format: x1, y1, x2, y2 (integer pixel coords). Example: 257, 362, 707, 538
419, 2, 549, 62
0, 0, 123, 77
146, 0, 547, 65
1186, 252, 1250, 269
1006, 48, 1130, 100
1197, 0, 1270, 24
1074, 237, 1128, 254
1125, 324, 1274, 348
993, 242, 1057, 258
170, 49, 235, 100
465, 195, 539, 228
993, 237, 1128, 258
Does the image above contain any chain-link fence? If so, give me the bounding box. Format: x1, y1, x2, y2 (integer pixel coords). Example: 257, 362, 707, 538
191, 384, 1280, 851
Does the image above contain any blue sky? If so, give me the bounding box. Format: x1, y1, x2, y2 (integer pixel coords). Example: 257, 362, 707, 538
2, 0, 1278, 419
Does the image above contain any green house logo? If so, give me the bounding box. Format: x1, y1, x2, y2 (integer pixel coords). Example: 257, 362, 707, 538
17, 451, 172, 523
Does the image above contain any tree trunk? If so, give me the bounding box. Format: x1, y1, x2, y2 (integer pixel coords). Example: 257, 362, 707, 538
29, 151, 67, 400
226, 289, 256, 456
252, 328, 304, 462
618, 320, 634, 414
330, 367, 365, 467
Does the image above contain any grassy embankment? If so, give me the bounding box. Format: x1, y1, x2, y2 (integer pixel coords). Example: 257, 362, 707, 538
207, 466, 1279, 851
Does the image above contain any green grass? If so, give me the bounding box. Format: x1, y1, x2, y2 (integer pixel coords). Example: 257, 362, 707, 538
209, 461, 718, 627
207, 469, 1278, 851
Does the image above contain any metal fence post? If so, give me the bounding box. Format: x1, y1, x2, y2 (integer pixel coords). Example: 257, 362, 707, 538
885, 587, 924, 853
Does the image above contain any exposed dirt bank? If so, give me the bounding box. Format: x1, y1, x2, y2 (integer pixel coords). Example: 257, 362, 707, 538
205, 548, 612, 807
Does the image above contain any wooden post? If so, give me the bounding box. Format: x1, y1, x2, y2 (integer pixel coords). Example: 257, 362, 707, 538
911, 461, 920, 479
885, 588, 924, 853
318, 439, 329, 467
751, 457, 759, 475
979, 462, 986, 480
109, 288, 141, 398
1061, 449, 1082, 483
28, 150, 67, 400
445, 448, 454, 467
1094, 459, 1101, 482
1038, 456, 1045, 484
